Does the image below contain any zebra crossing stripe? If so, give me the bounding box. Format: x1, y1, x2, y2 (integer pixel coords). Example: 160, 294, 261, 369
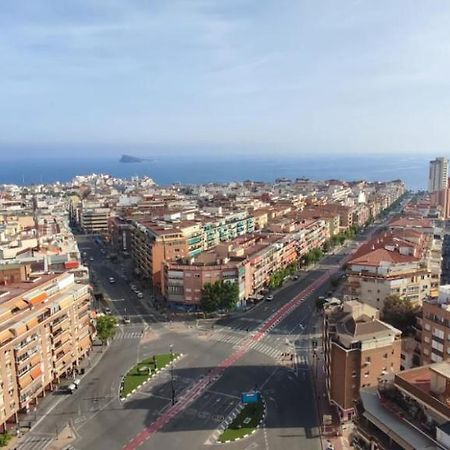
17, 436, 52, 450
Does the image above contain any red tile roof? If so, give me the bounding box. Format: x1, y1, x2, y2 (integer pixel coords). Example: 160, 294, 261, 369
349, 248, 419, 266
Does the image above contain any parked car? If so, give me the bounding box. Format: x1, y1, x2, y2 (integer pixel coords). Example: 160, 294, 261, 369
266, 294, 274, 301
109, 277, 116, 284
104, 307, 112, 315
123, 316, 131, 324
137, 292, 144, 299
89, 257, 94, 261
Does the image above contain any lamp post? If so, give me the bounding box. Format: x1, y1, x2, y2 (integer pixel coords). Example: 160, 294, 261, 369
169, 344, 175, 405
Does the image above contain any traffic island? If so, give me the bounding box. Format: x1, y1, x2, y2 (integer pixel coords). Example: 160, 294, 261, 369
218, 398, 265, 443
120, 352, 181, 400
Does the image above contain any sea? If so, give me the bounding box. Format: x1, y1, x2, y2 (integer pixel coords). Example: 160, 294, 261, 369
0, 152, 432, 191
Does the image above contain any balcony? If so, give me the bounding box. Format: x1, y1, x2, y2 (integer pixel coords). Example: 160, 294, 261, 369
188, 236, 202, 245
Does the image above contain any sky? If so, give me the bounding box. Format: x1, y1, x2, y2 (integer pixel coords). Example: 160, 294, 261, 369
1, 0, 450, 157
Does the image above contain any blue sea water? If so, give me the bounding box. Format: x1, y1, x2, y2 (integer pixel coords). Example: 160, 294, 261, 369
0, 153, 430, 191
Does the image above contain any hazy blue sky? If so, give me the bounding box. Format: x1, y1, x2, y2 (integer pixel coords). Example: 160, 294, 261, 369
1, 0, 450, 156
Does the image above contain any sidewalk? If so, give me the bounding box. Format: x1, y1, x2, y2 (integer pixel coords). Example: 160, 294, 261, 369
6, 345, 107, 449
313, 353, 351, 450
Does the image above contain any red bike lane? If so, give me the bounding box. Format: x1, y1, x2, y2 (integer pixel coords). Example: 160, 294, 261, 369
123, 246, 362, 450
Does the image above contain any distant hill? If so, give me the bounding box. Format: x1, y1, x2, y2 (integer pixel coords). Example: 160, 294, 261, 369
119, 154, 153, 163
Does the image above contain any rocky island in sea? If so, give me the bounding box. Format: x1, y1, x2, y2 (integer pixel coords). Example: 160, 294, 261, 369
120, 154, 151, 163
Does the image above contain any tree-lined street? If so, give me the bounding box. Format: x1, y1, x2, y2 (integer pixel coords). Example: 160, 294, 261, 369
15, 223, 382, 450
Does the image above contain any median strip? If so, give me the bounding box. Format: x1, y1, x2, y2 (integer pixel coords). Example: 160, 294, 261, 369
218, 398, 266, 443
120, 353, 181, 400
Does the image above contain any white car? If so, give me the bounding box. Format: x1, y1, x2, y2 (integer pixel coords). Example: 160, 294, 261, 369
137, 292, 144, 299
109, 277, 116, 284
266, 294, 274, 301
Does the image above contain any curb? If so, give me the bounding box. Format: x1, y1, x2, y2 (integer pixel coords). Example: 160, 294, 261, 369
216, 398, 267, 444
119, 353, 184, 401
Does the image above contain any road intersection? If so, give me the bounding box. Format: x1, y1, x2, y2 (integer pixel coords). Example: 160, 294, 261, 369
16, 227, 375, 450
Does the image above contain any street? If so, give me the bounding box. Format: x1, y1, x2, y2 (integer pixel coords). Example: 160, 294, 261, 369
16, 225, 377, 450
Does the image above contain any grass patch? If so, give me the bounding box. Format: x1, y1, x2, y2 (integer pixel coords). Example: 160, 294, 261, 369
121, 353, 179, 398
218, 399, 264, 443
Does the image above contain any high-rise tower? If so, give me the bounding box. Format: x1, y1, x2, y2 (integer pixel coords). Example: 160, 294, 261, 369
428, 157, 448, 192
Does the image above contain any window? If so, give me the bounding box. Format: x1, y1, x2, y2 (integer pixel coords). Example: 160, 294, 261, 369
352, 370, 357, 378
433, 328, 445, 339
431, 352, 443, 363
384, 353, 388, 359
432, 340, 444, 352
366, 356, 371, 363
424, 336, 430, 344
364, 371, 369, 378
424, 323, 431, 331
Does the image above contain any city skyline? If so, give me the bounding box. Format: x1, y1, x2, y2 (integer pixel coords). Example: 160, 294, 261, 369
2, 1, 450, 155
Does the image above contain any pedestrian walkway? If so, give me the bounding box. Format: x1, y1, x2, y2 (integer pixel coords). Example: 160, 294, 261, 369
10, 347, 106, 450
113, 330, 144, 340
210, 332, 282, 360
15, 435, 52, 450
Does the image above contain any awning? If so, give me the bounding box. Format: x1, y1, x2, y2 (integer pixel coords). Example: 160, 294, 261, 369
30, 365, 42, 380
64, 261, 79, 269
79, 335, 91, 350
27, 292, 48, 306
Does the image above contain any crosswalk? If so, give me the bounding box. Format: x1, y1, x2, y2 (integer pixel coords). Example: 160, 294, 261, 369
113, 330, 143, 340
16, 435, 52, 450
211, 332, 282, 360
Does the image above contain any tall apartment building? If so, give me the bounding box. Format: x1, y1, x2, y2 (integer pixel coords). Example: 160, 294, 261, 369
429, 157, 449, 193
162, 255, 249, 311
344, 229, 435, 311
389, 216, 442, 295
130, 221, 188, 286
0, 265, 92, 431
79, 202, 110, 234
422, 285, 450, 365
201, 212, 255, 251
323, 301, 401, 422
161, 233, 297, 309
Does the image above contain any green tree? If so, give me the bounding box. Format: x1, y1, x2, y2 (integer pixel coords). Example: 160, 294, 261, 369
200, 280, 239, 313
200, 282, 219, 313
0, 432, 11, 447
96, 315, 117, 345
220, 281, 239, 310
382, 295, 419, 335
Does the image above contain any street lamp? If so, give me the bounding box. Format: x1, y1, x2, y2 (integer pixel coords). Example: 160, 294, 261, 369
169, 344, 175, 405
